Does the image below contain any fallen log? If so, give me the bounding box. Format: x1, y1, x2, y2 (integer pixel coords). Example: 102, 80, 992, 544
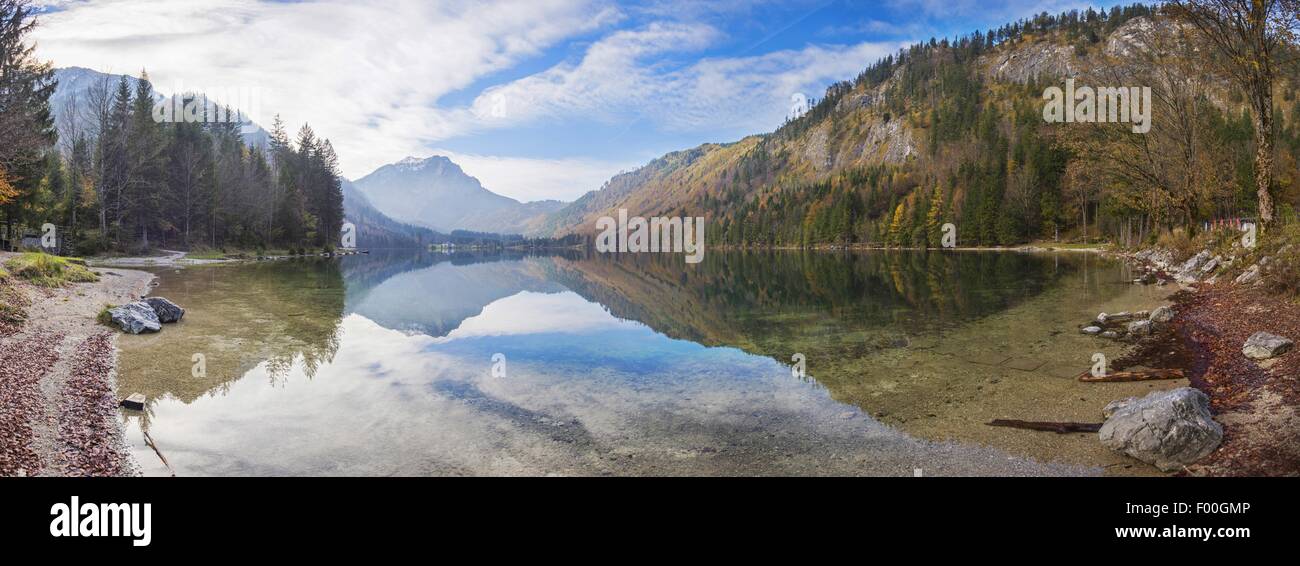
987, 419, 1103, 434
1077, 369, 1185, 383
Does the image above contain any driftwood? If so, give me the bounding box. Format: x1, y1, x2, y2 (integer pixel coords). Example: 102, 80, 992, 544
142, 430, 177, 477
987, 419, 1103, 434
1077, 369, 1185, 383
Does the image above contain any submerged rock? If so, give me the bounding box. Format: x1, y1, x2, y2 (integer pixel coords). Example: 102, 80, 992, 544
109, 302, 161, 334
1099, 388, 1222, 472
145, 297, 185, 323
1242, 332, 1294, 361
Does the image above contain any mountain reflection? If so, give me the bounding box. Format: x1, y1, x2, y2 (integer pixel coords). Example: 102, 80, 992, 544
116, 249, 1134, 476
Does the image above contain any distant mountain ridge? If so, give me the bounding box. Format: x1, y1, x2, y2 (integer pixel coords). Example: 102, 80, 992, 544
535, 5, 1182, 248
353, 155, 566, 235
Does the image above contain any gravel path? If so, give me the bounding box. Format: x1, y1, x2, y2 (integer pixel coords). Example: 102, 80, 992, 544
0, 251, 154, 477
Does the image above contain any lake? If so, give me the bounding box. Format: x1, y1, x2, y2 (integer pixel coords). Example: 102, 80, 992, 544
116, 249, 1173, 476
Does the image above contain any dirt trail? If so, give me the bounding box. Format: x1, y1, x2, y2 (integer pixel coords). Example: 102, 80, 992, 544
0, 251, 154, 476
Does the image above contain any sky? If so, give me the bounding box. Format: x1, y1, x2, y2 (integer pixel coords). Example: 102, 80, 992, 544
31, 0, 1122, 203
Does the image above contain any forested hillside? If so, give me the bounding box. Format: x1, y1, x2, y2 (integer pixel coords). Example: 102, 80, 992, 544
543, 3, 1300, 248
0, 0, 344, 255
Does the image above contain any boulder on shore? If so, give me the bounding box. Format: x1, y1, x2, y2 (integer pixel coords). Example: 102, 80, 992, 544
1242, 332, 1294, 361
1097, 312, 1137, 325
109, 302, 161, 334
1236, 264, 1262, 286
1099, 388, 1222, 472
145, 297, 185, 323
1149, 306, 1175, 323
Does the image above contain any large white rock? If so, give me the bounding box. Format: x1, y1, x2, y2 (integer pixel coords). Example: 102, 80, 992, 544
1100, 388, 1222, 472
1235, 264, 1261, 286
109, 302, 161, 334
144, 297, 185, 323
1242, 332, 1294, 361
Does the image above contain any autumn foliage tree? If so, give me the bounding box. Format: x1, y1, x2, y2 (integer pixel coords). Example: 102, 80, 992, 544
0, 0, 57, 217
1168, 0, 1298, 228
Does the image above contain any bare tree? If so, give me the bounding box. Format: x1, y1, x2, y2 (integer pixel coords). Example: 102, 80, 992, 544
1071, 15, 1236, 231
84, 74, 115, 237
1168, 0, 1298, 227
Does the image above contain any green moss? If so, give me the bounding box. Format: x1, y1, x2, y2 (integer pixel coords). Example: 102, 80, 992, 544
3, 252, 101, 287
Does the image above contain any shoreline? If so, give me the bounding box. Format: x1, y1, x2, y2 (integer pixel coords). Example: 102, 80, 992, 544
1171, 287, 1300, 476
4, 245, 1290, 476
712, 243, 1113, 254
0, 251, 155, 477
1118, 248, 1299, 476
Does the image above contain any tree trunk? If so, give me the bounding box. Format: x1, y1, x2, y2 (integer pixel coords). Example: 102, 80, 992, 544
1254, 99, 1275, 227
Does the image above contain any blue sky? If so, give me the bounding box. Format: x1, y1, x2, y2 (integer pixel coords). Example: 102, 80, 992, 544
33, 0, 1123, 202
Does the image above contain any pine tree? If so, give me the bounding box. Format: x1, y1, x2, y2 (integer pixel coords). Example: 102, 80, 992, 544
0, 0, 57, 221
128, 71, 166, 247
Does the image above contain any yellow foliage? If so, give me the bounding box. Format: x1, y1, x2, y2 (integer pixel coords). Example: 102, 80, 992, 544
0, 165, 18, 206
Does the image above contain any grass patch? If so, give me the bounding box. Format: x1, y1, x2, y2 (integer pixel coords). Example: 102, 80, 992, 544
1260, 223, 1300, 297
185, 247, 231, 260
0, 301, 24, 326
0, 283, 27, 327
3, 252, 100, 288
96, 304, 116, 327
1157, 228, 1198, 260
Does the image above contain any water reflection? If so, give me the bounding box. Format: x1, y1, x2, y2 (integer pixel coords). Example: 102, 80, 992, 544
116, 249, 1146, 476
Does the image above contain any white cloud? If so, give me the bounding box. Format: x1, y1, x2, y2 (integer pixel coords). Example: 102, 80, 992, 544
34, 0, 621, 178
469, 23, 902, 136
35, 0, 904, 196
